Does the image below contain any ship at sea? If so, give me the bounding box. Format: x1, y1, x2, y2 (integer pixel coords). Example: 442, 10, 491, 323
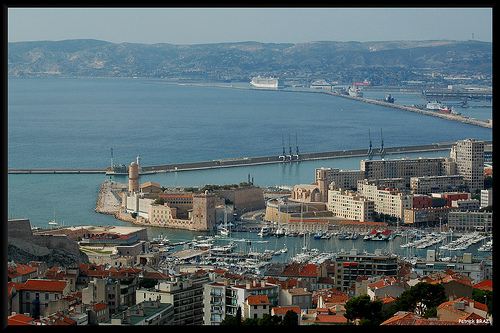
250, 76, 284, 89
348, 86, 363, 97
426, 100, 451, 113
384, 94, 395, 103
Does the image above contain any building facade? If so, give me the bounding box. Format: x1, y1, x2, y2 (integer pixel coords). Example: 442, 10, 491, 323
357, 182, 413, 219
135, 274, 208, 325
315, 167, 365, 191
410, 175, 465, 194
332, 249, 399, 294
360, 157, 456, 185
287, 219, 329, 233
327, 189, 374, 222
203, 280, 280, 325
447, 211, 493, 231
451, 138, 485, 191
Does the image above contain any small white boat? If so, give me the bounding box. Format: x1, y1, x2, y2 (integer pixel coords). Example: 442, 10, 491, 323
220, 227, 229, 236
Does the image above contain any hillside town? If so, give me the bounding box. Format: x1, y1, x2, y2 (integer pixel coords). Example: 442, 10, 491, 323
7, 138, 493, 326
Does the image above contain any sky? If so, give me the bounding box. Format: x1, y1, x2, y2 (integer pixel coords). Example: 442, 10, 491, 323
8, 7, 493, 45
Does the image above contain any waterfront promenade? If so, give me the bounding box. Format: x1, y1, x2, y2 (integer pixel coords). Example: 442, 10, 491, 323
9, 141, 486, 175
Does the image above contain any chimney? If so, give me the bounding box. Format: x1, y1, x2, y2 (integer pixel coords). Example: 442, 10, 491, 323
261, 280, 266, 287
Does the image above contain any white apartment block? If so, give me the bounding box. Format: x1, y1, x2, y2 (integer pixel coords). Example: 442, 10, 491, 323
358, 181, 413, 219
327, 189, 374, 221
480, 189, 493, 208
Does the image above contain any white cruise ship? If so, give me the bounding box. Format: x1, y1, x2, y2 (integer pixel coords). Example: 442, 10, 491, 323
348, 86, 363, 97
250, 76, 284, 89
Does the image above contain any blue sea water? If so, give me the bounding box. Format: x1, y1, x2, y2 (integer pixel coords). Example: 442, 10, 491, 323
7, 78, 492, 259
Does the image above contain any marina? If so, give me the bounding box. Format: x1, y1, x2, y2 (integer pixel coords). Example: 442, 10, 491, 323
149, 226, 491, 277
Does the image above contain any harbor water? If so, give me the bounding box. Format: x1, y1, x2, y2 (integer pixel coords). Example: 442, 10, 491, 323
8, 78, 492, 260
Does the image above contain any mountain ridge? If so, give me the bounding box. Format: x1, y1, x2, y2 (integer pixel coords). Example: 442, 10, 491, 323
8, 39, 492, 83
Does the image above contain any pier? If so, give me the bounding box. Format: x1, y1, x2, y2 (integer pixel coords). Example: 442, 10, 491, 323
8, 141, 492, 175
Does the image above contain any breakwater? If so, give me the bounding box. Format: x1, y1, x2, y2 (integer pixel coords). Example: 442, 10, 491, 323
8, 140, 492, 174
8, 141, 492, 175
320, 91, 493, 129
139, 142, 461, 173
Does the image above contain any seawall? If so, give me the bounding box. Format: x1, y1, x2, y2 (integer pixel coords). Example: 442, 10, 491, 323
8, 141, 492, 175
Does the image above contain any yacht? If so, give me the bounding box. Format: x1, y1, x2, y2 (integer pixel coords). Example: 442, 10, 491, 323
258, 226, 269, 237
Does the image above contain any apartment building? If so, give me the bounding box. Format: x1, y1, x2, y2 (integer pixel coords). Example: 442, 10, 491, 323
19, 279, 71, 318
480, 189, 493, 208
135, 273, 209, 325
332, 249, 399, 294
315, 167, 365, 191
360, 157, 456, 184
327, 189, 374, 221
357, 181, 413, 219
410, 174, 465, 194
203, 280, 280, 325
451, 138, 485, 191
447, 211, 493, 231
403, 206, 451, 227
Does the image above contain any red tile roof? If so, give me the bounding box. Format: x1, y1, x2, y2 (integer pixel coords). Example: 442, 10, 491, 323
381, 312, 466, 326
246, 295, 269, 306
7, 263, 37, 279
8, 313, 35, 326
473, 280, 493, 291
437, 297, 488, 313
20, 279, 68, 292
272, 306, 301, 315
316, 314, 348, 323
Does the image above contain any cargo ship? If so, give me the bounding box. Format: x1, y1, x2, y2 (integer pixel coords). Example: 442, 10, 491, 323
250, 76, 284, 89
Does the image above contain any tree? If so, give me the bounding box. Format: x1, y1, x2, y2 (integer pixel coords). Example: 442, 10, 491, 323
344, 294, 383, 325
236, 306, 242, 325
472, 289, 493, 314
220, 315, 238, 326
153, 197, 164, 205
282, 310, 299, 326
394, 282, 447, 317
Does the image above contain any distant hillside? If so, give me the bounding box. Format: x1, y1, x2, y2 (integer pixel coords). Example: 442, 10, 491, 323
8, 39, 492, 82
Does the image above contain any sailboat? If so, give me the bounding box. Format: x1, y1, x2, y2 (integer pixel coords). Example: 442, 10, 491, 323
220, 205, 230, 236
48, 207, 58, 227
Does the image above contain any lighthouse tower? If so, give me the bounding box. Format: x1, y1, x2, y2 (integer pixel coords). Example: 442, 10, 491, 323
128, 161, 139, 193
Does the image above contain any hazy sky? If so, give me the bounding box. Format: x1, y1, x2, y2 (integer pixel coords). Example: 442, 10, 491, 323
8, 7, 493, 44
